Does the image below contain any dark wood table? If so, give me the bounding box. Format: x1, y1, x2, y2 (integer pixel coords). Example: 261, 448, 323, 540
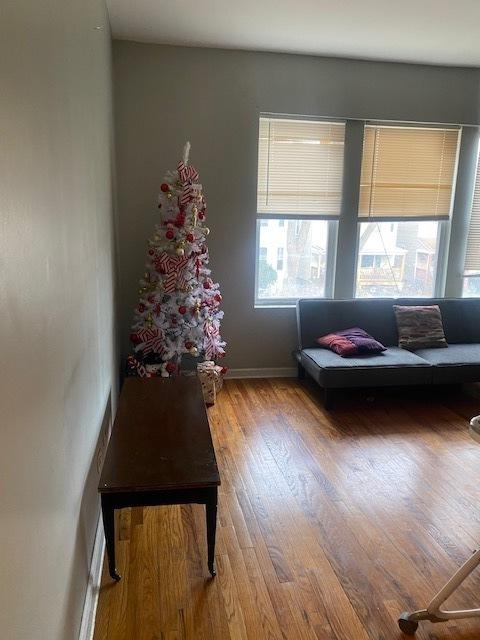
98, 376, 221, 581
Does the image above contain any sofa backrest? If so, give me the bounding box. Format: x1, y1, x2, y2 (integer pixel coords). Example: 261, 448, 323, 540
296, 297, 480, 349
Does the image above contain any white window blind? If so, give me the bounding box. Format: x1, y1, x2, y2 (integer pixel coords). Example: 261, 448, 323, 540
358, 125, 460, 220
464, 153, 480, 273
257, 117, 346, 217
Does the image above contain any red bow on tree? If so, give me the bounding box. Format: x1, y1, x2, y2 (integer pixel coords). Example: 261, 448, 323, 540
153, 252, 190, 292
177, 161, 199, 183
134, 326, 165, 356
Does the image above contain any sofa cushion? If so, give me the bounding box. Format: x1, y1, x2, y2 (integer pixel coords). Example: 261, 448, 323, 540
301, 347, 432, 388
415, 344, 480, 383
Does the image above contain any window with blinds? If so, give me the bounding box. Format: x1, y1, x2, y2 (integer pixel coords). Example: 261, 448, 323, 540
464, 154, 480, 274
257, 117, 346, 217
358, 125, 460, 220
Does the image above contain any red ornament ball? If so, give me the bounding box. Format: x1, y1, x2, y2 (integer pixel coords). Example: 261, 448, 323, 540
215, 293, 222, 302
148, 249, 154, 256
185, 341, 193, 349
174, 215, 185, 228
165, 229, 175, 240
186, 233, 194, 243
130, 332, 140, 344
198, 212, 205, 220
160, 183, 170, 192
221, 367, 228, 375
203, 281, 211, 289
138, 303, 146, 313
165, 362, 176, 374
178, 305, 187, 315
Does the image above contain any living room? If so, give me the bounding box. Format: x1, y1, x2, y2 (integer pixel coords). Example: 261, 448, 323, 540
2, 1, 480, 639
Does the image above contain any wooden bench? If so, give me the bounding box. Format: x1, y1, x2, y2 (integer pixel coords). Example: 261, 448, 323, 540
98, 376, 220, 581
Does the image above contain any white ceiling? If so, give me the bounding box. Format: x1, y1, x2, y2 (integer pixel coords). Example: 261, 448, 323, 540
107, 0, 480, 67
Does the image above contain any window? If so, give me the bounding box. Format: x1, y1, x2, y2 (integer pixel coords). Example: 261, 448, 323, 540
357, 221, 440, 297
463, 150, 480, 296
355, 124, 460, 298
255, 115, 469, 305
276, 247, 284, 271
256, 219, 329, 301
361, 255, 374, 268
256, 116, 345, 303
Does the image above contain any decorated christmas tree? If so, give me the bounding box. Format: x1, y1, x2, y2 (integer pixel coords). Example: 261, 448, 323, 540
127, 143, 226, 378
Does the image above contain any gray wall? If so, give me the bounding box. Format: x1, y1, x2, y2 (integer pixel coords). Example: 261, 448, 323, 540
0, 1, 117, 639
113, 40, 480, 369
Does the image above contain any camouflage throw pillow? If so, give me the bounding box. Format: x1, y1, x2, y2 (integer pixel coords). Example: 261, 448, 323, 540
393, 305, 448, 351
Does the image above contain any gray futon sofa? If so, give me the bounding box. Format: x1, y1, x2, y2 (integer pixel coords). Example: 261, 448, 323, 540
296, 297, 480, 408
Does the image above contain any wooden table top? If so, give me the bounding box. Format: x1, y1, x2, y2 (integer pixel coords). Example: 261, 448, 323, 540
99, 377, 220, 494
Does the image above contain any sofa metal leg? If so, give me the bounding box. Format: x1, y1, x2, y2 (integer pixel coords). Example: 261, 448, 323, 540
297, 363, 306, 380
324, 388, 333, 410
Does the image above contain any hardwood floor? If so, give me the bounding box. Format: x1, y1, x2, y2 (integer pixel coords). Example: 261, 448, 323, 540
93, 379, 480, 640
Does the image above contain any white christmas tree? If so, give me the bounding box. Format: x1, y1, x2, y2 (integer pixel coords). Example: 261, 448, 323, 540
127, 143, 226, 378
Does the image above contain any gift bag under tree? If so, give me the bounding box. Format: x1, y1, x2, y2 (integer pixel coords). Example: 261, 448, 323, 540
197, 360, 226, 405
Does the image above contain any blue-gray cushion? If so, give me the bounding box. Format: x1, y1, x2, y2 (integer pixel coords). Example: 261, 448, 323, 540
415, 344, 480, 383
301, 347, 432, 388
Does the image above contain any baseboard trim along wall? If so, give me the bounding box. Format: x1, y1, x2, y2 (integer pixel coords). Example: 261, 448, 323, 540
79, 516, 105, 640
225, 367, 297, 379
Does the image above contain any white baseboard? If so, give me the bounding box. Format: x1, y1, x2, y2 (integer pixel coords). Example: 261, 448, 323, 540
79, 515, 105, 640
225, 367, 297, 379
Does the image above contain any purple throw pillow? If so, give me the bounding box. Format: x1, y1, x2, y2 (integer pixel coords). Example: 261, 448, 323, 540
336, 327, 387, 354
317, 327, 386, 357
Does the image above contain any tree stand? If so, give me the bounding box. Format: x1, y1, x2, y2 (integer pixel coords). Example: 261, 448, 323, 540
398, 416, 480, 635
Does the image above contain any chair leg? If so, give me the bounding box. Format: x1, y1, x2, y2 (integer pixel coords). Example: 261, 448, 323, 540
398, 547, 480, 634
297, 363, 305, 379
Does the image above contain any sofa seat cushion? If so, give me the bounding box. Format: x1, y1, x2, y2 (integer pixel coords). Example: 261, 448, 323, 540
301, 347, 432, 388
415, 344, 480, 383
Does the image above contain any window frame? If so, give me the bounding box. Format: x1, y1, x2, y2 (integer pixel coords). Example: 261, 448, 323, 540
354, 218, 449, 299
254, 218, 337, 307
353, 120, 461, 300
254, 114, 471, 307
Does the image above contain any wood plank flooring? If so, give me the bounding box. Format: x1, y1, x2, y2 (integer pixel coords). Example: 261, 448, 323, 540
93, 379, 480, 640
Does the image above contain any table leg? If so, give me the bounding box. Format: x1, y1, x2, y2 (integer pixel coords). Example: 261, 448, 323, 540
101, 495, 121, 581
206, 487, 218, 577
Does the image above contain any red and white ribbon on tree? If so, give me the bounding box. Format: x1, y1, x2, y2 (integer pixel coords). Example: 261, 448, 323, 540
203, 320, 220, 360
153, 253, 190, 292
177, 161, 199, 183
135, 326, 165, 356
179, 185, 192, 207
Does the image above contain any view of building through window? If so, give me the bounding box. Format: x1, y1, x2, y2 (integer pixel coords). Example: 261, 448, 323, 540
256, 220, 329, 300
355, 221, 440, 298
463, 273, 480, 297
